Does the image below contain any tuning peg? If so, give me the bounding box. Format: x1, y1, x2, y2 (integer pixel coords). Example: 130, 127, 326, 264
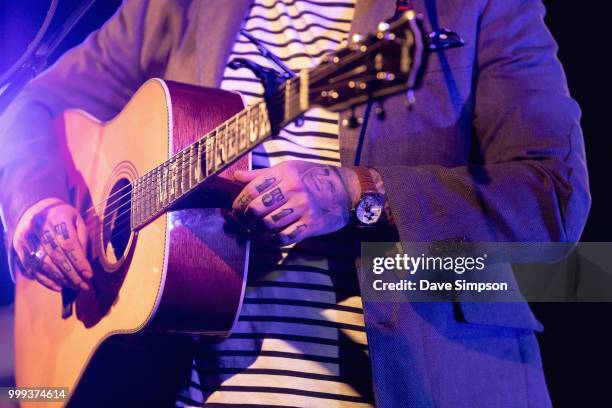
377, 22, 390, 32
351, 33, 364, 43
375, 101, 386, 121
427, 29, 465, 51
343, 106, 361, 129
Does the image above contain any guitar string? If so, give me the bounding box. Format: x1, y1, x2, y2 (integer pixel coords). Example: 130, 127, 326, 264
83, 84, 326, 233
79, 99, 262, 219
78, 50, 349, 218
79, 34, 408, 231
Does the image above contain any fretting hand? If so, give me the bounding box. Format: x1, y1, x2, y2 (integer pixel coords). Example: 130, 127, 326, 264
232, 160, 361, 246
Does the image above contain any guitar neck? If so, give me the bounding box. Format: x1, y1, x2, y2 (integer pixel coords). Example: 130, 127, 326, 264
129, 10, 425, 230
130, 72, 310, 230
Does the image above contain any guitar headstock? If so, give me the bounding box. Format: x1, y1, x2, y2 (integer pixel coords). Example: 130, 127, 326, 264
308, 10, 424, 112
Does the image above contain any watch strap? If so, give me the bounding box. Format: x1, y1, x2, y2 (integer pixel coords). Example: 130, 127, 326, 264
351, 166, 378, 197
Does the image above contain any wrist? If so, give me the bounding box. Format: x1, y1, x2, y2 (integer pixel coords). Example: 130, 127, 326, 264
338, 166, 362, 209
368, 168, 385, 196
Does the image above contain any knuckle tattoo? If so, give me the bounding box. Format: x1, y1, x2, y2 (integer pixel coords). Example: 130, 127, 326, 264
42, 230, 58, 249
271, 208, 293, 223
54, 222, 70, 240
255, 177, 276, 193
59, 260, 72, 273
237, 194, 251, 211
262, 188, 285, 207
65, 248, 79, 263
287, 224, 307, 240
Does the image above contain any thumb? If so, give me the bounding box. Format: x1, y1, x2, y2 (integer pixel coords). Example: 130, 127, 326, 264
233, 168, 267, 183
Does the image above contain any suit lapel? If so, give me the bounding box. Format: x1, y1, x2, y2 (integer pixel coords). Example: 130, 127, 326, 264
196, 1, 253, 87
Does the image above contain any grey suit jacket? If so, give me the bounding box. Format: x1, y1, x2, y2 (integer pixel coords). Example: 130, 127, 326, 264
0, 1, 590, 406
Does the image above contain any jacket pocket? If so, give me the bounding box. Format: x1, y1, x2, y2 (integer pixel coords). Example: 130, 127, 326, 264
457, 301, 544, 332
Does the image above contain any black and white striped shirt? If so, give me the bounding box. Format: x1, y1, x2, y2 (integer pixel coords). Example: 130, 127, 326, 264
179, 1, 374, 406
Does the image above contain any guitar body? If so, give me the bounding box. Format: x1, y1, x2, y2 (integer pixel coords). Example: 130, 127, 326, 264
14, 79, 249, 406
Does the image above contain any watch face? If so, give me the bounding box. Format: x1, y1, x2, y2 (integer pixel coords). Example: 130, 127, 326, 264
356, 194, 384, 225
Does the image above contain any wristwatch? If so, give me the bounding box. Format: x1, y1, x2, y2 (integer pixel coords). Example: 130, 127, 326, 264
352, 167, 385, 226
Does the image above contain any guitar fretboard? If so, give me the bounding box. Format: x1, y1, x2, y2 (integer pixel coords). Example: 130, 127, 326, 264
130, 72, 309, 230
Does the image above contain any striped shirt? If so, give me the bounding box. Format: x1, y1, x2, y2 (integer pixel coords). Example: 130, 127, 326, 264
178, 1, 374, 407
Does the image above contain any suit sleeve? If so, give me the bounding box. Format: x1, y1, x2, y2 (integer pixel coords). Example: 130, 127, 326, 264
0, 0, 176, 275
373, 0, 590, 243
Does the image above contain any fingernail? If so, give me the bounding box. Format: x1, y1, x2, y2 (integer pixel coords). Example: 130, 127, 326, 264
80, 282, 90, 290
84, 270, 93, 279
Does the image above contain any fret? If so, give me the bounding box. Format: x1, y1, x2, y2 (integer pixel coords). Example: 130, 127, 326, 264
227, 119, 237, 160
143, 174, 150, 220
168, 158, 175, 200
196, 139, 204, 182
213, 131, 223, 171
176, 155, 182, 198
186, 144, 193, 189
175, 154, 183, 197
148, 172, 154, 218
177, 155, 183, 197
180, 150, 188, 193
150, 170, 157, 215
249, 104, 258, 144
205, 134, 215, 177
193, 143, 200, 185
157, 166, 163, 209
188, 143, 195, 188
167, 160, 173, 201
259, 102, 270, 137
130, 179, 137, 228
136, 179, 143, 226
221, 121, 229, 163
218, 124, 227, 165
161, 163, 169, 205
176, 155, 183, 198
141, 175, 146, 221
137, 179, 144, 226
285, 77, 291, 121
299, 69, 309, 112
238, 111, 247, 150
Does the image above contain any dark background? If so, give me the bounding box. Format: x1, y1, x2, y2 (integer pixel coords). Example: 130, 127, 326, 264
1, 1, 611, 406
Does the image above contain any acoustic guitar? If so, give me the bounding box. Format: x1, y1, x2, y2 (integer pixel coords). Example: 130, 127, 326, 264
14, 12, 424, 406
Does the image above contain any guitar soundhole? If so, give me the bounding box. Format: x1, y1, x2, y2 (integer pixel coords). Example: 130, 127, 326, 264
101, 177, 133, 268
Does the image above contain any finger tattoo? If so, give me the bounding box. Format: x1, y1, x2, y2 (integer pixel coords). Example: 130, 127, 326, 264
54, 222, 69, 239
288, 224, 307, 240
262, 188, 284, 207
59, 260, 72, 273
42, 230, 58, 249
256, 177, 276, 193
237, 195, 251, 211
65, 248, 79, 263
271, 208, 293, 222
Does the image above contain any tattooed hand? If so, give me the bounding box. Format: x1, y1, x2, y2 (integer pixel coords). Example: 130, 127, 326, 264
232, 160, 361, 246
13, 198, 93, 292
